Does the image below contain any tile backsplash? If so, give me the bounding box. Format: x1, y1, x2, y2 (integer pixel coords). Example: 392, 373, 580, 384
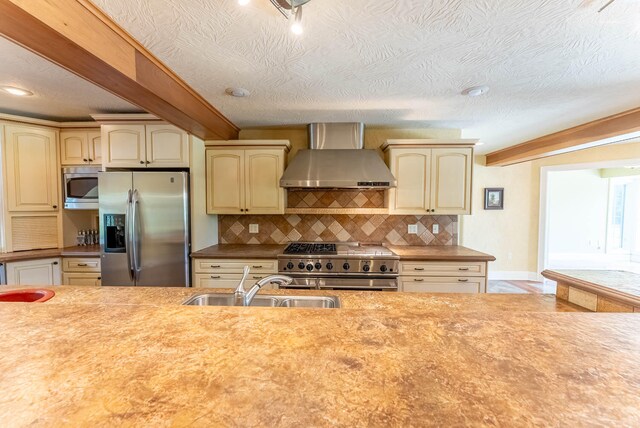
219, 214, 458, 246
287, 190, 385, 209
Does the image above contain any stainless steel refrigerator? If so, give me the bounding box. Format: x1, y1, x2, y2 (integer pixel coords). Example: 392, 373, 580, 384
99, 171, 190, 287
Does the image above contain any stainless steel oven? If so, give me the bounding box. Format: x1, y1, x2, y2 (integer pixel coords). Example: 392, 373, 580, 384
63, 167, 100, 209
280, 276, 398, 291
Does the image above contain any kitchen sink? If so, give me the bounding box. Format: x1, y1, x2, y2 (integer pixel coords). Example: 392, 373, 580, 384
183, 293, 340, 308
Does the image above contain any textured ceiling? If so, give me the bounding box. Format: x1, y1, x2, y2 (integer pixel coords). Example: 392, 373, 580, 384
90, 0, 640, 152
0, 37, 142, 121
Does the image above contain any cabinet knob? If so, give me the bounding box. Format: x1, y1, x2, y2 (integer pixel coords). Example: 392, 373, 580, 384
140, 161, 144, 164
88, 158, 93, 162
52, 261, 58, 265
146, 161, 150, 164
52, 205, 58, 209
83, 158, 88, 162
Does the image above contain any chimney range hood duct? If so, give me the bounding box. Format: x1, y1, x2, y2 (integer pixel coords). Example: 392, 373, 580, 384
279, 123, 397, 189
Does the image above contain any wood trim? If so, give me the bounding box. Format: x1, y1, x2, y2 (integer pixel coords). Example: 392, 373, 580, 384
205, 140, 292, 152
486, 107, 640, 166
0, 0, 239, 140
542, 270, 640, 308
381, 139, 478, 151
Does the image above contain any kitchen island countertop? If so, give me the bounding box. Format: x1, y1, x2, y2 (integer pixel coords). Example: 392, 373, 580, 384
3, 286, 640, 426
0, 245, 100, 263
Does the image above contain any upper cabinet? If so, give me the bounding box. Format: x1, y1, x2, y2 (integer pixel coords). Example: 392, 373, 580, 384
102, 124, 189, 168
60, 129, 101, 166
3, 125, 59, 212
383, 140, 474, 215
205, 141, 290, 215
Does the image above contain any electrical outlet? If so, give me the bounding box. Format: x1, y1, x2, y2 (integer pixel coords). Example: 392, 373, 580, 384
249, 224, 259, 234
408, 224, 418, 235
432, 224, 439, 234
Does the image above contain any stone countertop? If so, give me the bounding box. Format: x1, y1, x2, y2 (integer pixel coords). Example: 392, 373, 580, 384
0, 285, 585, 312
0, 287, 637, 426
0, 246, 100, 263
386, 245, 496, 262
542, 269, 640, 307
191, 244, 495, 262
191, 244, 286, 259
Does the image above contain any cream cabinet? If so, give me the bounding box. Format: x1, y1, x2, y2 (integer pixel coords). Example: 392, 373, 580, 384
60, 129, 101, 166
383, 141, 474, 215
3, 125, 59, 212
399, 260, 487, 294
62, 257, 101, 286
102, 124, 189, 168
5, 258, 62, 286
205, 141, 290, 215
192, 258, 278, 289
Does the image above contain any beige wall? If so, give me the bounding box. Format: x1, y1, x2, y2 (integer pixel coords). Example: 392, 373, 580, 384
461, 141, 640, 277
239, 126, 461, 162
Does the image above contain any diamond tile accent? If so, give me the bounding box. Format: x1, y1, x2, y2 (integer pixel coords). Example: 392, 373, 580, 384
219, 214, 458, 246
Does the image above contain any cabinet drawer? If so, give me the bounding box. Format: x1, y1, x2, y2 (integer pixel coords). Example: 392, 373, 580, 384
62, 273, 101, 286
193, 273, 277, 290
399, 261, 485, 277
401, 276, 486, 293
63, 257, 101, 273
193, 259, 277, 274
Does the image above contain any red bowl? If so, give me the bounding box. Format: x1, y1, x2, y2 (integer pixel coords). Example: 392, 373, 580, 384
0, 289, 55, 303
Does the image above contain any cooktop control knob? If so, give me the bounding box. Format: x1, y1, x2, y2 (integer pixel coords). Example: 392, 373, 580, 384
326, 262, 334, 270
363, 264, 370, 272
315, 262, 322, 270
286, 262, 294, 270
380, 265, 388, 272
306, 264, 314, 272
343, 262, 350, 271
298, 262, 305, 270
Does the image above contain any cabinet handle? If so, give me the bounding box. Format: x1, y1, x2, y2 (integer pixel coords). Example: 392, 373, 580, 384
77, 263, 88, 267
146, 161, 150, 164
52, 205, 58, 209
88, 158, 93, 162
413, 278, 424, 282
414, 267, 425, 271
210, 276, 221, 279
252, 265, 263, 269
140, 161, 144, 164
53, 261, 58, 265
83, 158, 88, 162
458, 268, 469, 271
210, 265, 221, 268
97, 277, 101, 280
458, 279, 469, 282
252, 276, 262, 279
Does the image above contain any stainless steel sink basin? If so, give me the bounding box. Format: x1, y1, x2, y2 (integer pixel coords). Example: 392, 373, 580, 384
183, 293, 340, 308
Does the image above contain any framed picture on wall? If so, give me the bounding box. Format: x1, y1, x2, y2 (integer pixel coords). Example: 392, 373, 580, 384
484, 188, 504, 210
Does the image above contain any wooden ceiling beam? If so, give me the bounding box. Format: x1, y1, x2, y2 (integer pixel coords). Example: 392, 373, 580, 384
0, 0, 239, 140
485, 107, 640, 166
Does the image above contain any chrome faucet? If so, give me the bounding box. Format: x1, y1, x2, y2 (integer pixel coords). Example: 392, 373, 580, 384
233, 266, 293, 306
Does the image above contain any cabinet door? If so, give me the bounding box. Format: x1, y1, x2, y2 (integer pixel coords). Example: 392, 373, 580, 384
4, 125, 59, 212
244, 149, 285, 214
60, 131, 89, 165
62, 272, 101, 286
401, 276, 486, 293
145, 125, 189, 167
206, 149, 244, 214
6, 258, 62, 286
101, 124, 145, 168
87, 131, 102, 165
430, 148, 472, 215
387, 148, 430, 215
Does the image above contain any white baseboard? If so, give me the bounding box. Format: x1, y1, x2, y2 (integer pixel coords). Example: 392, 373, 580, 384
488, 271, 539, 281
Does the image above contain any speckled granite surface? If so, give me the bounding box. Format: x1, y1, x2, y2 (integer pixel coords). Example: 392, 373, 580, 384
0, 294, 637, 426
0, 246, 100, 262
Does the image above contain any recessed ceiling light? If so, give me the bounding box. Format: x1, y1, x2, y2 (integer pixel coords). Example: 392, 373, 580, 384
1, 85, 33, 97
225, 87, 250, 98
238, 0, 250, 6
462, 85, 490, 97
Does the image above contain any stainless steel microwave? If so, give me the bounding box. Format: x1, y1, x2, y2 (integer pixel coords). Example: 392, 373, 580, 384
63, 167, 100, 209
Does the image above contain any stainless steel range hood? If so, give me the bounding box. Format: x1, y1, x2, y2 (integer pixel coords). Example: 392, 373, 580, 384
280, 123, 397, 189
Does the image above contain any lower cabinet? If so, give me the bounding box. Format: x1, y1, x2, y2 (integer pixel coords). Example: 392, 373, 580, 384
62, 257, 101, 286
192, 259, 278, 290
5, 258, 62, 286
399, 260, 488, 293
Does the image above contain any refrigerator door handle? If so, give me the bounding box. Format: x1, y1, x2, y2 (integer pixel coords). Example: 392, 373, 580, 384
131, 189, 142, 281
125, 189, 134, 281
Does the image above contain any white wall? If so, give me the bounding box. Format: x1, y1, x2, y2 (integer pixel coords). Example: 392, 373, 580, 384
546, 169, 608, 256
